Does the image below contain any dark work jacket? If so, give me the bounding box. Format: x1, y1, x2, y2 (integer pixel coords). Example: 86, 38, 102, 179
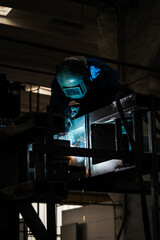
50, 57, 124, 119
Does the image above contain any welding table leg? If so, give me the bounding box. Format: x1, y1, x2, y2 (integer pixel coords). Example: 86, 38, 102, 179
148, 108, 160, 240
46, 107, 56, 240
47, 201, 56, 240
115, 118, 123, 151
45, 150, 56, 240
46, 153, 57, 240
32, 135, 45, 181
45, 128, 57, 240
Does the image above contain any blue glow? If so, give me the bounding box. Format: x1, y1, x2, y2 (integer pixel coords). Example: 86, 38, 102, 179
53, 116, 86, 165
121, 125, 132, 151
70, 106, 79, 118
28, 144, 33, 152
90, 66, 101, 81
121, 125, 127, 135
69, 126, 86, 148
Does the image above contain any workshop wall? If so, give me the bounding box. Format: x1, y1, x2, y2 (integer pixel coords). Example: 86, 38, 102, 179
62, 204, 116, 240
96, 1, 160, 239
97, 0, 160, 96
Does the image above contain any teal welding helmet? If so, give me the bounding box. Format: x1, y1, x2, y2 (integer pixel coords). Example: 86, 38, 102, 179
57, 58, 89, 99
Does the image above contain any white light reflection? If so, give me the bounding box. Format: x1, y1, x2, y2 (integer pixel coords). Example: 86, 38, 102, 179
0, 6, 12, 16
91, 159, 123, 176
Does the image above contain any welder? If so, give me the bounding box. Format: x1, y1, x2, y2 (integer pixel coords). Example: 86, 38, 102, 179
50, 56, 128, 131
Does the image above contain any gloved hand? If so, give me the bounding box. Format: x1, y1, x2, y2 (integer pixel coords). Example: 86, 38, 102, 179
70, 106, 79, 118
65, 117, 72, 132
65, 106, 79, 132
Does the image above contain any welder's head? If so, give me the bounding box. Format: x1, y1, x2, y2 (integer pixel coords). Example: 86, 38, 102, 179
57, 57, 89, 99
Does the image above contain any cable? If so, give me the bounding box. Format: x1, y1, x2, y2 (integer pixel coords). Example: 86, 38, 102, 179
116, 93, 152, 240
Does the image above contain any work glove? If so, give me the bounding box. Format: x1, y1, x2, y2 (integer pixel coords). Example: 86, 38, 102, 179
65, 106, 79, 132
65, 117, 72, 132
70, 106, 80, 118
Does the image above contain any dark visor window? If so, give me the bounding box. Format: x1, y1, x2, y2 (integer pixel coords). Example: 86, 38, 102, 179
63, 85, 83, 97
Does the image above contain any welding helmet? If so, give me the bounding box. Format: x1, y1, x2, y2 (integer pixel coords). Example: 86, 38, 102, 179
57, 57, 89, 99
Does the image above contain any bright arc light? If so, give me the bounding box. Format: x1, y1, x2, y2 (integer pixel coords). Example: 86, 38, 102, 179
0, 6, 12, 16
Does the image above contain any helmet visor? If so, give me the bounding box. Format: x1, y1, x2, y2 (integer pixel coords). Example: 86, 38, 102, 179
57, 60, 88, 99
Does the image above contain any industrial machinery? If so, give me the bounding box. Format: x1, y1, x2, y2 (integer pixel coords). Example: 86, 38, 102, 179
0, 91, 160, 240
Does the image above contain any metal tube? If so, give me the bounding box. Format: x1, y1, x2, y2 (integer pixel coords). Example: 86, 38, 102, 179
47, 202, 56, 240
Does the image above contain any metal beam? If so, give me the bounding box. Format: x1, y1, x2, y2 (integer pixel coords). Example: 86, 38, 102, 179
19, 203, 47, 240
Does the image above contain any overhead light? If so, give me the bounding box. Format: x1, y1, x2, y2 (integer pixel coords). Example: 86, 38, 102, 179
25, 84, 51, 96
0, 6, 12, 16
